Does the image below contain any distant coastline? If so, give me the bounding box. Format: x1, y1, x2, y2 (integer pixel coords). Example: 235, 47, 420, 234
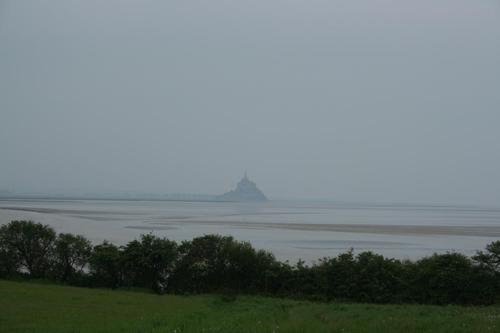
0, 173, 269, 203
0, 194, 221, 203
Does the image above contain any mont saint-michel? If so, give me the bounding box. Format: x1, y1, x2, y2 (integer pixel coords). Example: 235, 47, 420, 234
217, 173, 268, 202
0, 173, 269, 202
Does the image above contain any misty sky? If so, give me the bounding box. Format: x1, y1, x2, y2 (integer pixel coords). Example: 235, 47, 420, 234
1, 0, 499, 205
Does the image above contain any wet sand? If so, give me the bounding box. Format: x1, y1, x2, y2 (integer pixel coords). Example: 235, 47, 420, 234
145, 219, 500, 237
3, 205, 500, 237
2, 200, 500, 261
0, 206, 130, 215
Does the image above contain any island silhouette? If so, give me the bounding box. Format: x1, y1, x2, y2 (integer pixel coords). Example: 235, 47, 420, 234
217, 172, 268, 202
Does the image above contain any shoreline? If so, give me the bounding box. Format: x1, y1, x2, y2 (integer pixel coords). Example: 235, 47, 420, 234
143, 219, 500, 237
2, 205, 500, 238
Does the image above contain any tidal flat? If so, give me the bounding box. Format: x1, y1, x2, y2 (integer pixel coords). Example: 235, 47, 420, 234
1, 199, 500, 262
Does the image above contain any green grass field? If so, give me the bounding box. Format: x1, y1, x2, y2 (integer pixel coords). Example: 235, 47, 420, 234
1, 280, 499, 333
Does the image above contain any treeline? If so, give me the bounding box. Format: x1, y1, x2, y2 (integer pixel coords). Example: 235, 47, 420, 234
1, 220, 500, 305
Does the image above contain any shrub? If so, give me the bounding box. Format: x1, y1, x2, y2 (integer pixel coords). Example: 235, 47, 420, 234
352, 252, 406, 303
1, 219, 500, 305
171, 235, 243, 293
473, 241, 500, 272
0, 238, 18, 278
171, 235, 279, 294
121, 234, 178, 293
316, 250, 357, 301
89, 241, 122, 288
411, 253, 476, 304
53, 233, 92, 283
0, 220, 56, 278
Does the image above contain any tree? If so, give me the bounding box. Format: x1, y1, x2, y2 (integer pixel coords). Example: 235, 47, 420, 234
221, 240, 276, 293
171, 235, 234, 293
316, 250, 356, 301
0, 220, 56, 278
473, 241, 500, 272
89, 241, 122, 288
0, 236, 18, 277
253, 249, 281, 293
170, 235, 282, 294
411, 253, 475, 304
351, 252, 406, 303
121, 234, 178, 293
53, 233, 92, 283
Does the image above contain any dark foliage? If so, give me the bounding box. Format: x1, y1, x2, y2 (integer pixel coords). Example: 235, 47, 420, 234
0, 220, 56, 278
410, 253, 477, 304
473, 240, 500, 272
314, 251, 408, 303
170, 235, 278, 294
0, 237, 18, 278
0, 220, 499, 304
53, 233, 92, 283
89, 241, 122, 289
121, 234, 178, 293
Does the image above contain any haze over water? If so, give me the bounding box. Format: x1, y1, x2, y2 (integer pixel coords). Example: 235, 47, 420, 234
1, 199, 499, 262
1, 1, 500, 263
1, 1, 500, 207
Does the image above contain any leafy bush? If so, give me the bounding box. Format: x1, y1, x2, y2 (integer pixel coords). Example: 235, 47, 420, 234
0, 238, 18, 278
89, 241, 122, 289
411, 253, 487, 304
473, 241, 500, 272
121, 234, 178, 293
53, 233, 92, 283
0, 220, 56, 278
0, 220, 499, 304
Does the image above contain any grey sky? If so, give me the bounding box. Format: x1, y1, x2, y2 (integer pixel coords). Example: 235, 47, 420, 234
1, 0, 499, 205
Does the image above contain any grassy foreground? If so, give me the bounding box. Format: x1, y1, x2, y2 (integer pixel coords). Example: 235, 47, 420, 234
1, 280, 499, 333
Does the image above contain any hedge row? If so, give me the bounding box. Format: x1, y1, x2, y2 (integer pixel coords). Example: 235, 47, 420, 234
1, 220, 499, 304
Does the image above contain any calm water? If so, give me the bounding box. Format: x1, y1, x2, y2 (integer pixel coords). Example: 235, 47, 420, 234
1, 199, 500, 262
